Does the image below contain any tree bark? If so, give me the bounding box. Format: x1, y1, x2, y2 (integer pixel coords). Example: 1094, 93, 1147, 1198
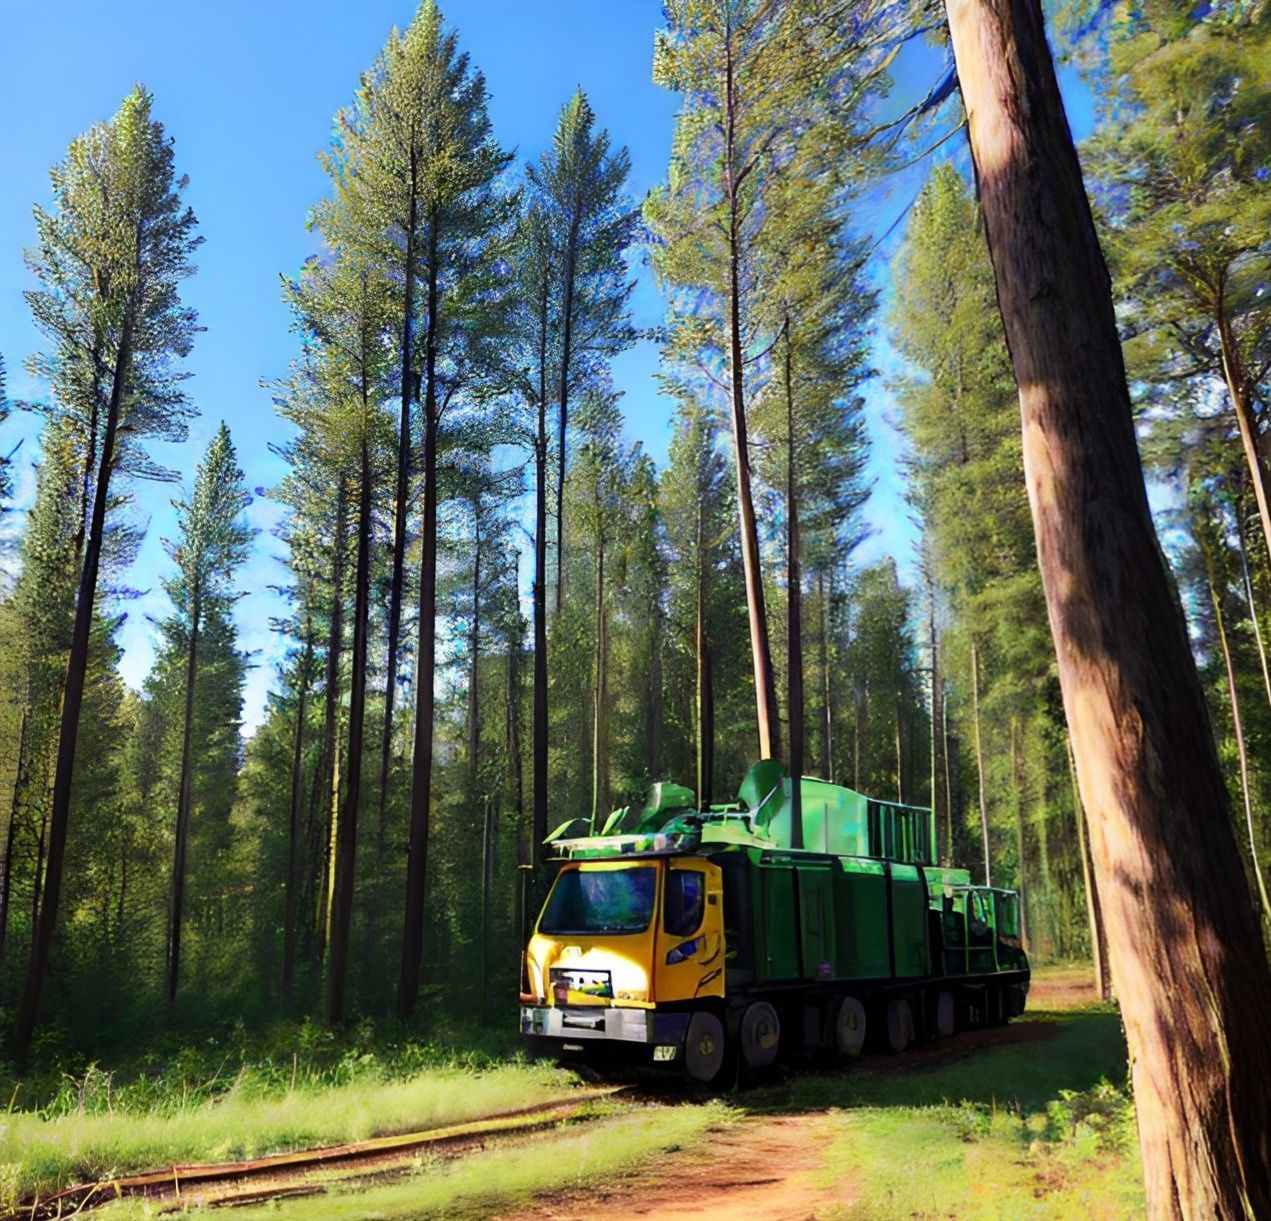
326, 429, 372, 1027
398, 216, 442, 1020
970, 635, 991, 885
166, 593, 200, 1003
944, 0, 1271, 1210
15, 312, 132, 1064
505, 555, 526, 864
282, 626, 313, 1002
723, 15, 779, 762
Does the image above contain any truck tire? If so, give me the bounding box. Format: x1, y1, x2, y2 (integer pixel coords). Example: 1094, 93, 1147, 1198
739, 1001, 780, 1068
936, 990, 956, 1039
685, 1010, 726, 1084
833, 996, 867, 1059
886, 998, 914, 1053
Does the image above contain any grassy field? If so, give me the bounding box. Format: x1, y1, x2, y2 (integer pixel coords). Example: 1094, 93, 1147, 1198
1, 965, 1141, 1219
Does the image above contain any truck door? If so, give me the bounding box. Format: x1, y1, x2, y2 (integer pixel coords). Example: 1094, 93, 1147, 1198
654, 859, 725, 1003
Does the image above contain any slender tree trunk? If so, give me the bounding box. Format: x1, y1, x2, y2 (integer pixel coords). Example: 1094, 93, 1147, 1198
166, 598, 201, 1003
944, 0, 1271, 1210
554, 206, 581, 618
532, 276, 550, 868
316, 477, 348, 970
1217, 300, 1271, 578
1201, 539, 1270, 919
1235, 497, 1271, 718
1068, 735, 1111, 1001
399, 218, 441, 1020
505, 555, 526, 863
894, 694, 905, 805
282, 627, 314, 1002
480, 794, 496, 1016
928, 589, 948, 863
326, 430, 373, 1027
970, 636, 991, 885
468, 515, 482, 807
723, 20, 779, 762
1009, 715, 1029, 950
818, 568, 833, 782
0, 708, 28, 967
377, 185, 418, 881
942, 680, 955, 866
15, 313, 132, 1064
784, 322, 804, 849
590, 529, 607, 831
695, 496, 714, 809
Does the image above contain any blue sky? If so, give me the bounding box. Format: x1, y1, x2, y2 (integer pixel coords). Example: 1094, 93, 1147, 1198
0, 1, 1093, 731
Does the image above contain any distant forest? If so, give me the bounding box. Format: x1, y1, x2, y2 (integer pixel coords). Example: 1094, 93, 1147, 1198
0, 0, 1267, 1064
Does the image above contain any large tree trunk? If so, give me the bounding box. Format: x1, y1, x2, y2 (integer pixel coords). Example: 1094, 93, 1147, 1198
695, 497, 714, 809
282, 626, 314, 1002
326, 432, 372, 1026
15, 314, 132, 1064
166, 597, 200, 1003
969, 636, 991, 885
398, 219, 441, 1020
944, 0, 1271, 1211
784, 324, 804, 849
723, 18, 779, 762
377, 185, 418, 886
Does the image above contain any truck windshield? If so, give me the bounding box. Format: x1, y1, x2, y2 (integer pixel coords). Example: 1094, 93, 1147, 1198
540, 867, 656, 935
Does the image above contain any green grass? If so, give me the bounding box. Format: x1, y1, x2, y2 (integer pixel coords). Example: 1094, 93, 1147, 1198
751, 1003, 1144, 1220
101, 1102, 736, 1220
0, 1061, 580, 1209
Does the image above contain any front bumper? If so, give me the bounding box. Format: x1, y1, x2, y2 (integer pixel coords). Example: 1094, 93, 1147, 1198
520, 1004, 690, 1046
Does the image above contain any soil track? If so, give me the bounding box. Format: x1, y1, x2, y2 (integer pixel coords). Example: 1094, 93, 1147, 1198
501, 1112, 856, 1221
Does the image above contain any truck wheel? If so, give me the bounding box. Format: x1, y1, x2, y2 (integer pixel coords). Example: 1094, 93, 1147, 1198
739, 1001, 780, 1068
685, 1010, 726, 1084
936, 990, 956, 1039
833, 997, 867, 1059
886, 998, 914, 1054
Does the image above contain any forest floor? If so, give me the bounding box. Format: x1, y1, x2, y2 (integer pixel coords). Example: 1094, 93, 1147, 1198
2, 966, 1143, 1220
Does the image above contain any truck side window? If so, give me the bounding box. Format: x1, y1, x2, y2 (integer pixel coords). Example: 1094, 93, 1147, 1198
664, 869, 705, 937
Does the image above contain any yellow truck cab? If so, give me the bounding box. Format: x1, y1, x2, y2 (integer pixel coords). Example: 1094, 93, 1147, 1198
521, 855, 731, 1077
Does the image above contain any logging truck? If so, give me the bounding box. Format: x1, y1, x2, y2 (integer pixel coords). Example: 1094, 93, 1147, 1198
519, 760, 1028, 1083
